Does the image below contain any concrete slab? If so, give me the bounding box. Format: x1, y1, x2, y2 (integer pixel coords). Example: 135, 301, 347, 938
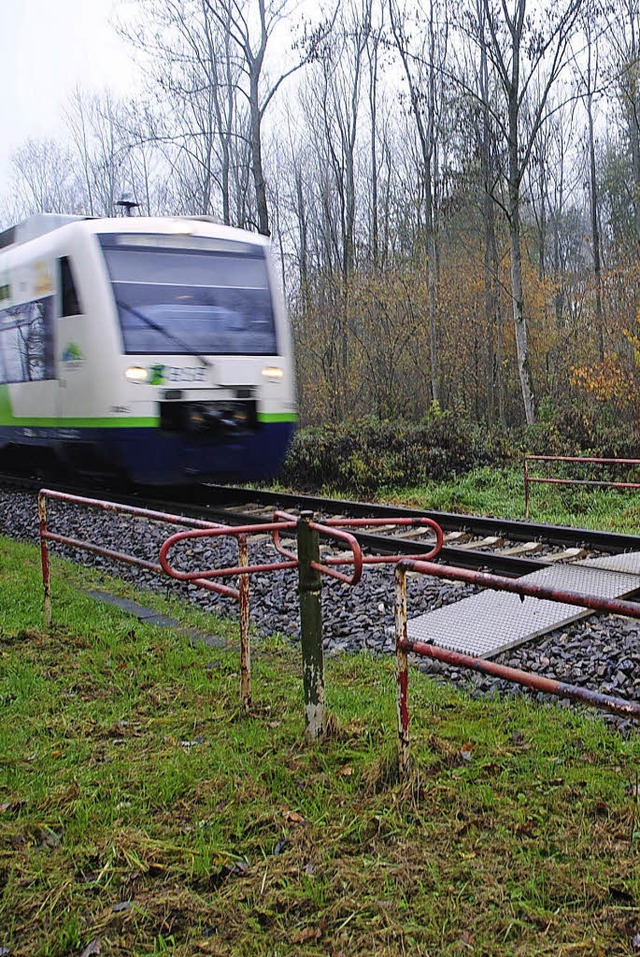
83, 589, 227, 647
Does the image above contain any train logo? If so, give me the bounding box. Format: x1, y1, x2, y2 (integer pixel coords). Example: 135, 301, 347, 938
61, 342, 85, 364
147, 365, 208, 384
149, 364, 166, 385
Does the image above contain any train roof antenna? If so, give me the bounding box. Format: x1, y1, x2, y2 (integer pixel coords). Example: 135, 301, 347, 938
115, 193, 140, 217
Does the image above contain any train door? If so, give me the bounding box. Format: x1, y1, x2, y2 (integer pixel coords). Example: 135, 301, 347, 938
57, 255, 96, 420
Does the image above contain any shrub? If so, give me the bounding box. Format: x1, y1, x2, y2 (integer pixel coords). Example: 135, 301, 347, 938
282, 414, 502, 494
514, 402, 640, 459
281, 404, 640, 496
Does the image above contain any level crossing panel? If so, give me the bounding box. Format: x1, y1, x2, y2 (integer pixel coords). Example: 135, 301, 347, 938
406, 553, 640, 659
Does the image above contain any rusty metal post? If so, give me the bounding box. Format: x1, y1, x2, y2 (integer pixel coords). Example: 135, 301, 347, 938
238, 533, 251, 712
38, 492, 52, 630
524, 456, 530, 520
395, 564, 411, 779
297, 511, 326, 739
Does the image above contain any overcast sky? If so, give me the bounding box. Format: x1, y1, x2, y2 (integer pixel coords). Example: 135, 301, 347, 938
1, 0, 136, 185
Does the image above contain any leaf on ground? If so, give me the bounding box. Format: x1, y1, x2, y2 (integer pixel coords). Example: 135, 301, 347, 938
112, 901, 132, 913
292, 927, 321, 943
460, 929, 475, 948
78, 940, 101, 957
6, 800, 26, 812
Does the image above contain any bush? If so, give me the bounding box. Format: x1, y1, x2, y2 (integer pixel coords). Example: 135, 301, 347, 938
281, 414, 504, 494
514, 401, 640, 459
281, 404, 640, 496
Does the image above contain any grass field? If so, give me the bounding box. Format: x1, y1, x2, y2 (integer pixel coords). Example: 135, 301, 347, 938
378, 465, 640, 533
2, 530, 640, 956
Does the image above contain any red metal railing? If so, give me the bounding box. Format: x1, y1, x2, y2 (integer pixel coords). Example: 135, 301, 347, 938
158, 511, 444, 729
40, 491, 640, 763
159, 516, 367, 586
38, 491, 298, 712
38, 489, 230, 623
524, 454, 640, 518
394, 556, 640, 778
160, 512, 372, 724
160, 516, 344, 711
269, 510, 444, 571
38, 490, 445, 725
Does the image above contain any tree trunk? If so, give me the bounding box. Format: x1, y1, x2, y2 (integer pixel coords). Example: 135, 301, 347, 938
586, 91, 604, 358
249, 73, 270, 236
508, 179, 536, 424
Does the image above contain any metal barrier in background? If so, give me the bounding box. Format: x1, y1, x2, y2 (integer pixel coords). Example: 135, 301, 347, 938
394, 557, 640, 778
524, 454, 640, 518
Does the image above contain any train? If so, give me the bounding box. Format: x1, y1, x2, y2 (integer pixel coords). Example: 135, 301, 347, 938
0, 213, 297, 485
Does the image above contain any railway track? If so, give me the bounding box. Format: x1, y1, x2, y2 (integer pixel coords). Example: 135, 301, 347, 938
137, 483, 640, 576
5, 475, 638, 578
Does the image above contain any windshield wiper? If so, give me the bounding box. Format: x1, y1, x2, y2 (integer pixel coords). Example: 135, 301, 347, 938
114, 299, 212, 368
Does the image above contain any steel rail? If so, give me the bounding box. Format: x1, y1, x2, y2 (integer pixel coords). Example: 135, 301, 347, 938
200, 484, 640, 554
7, 474, 639, 553
175, 503, 549, 577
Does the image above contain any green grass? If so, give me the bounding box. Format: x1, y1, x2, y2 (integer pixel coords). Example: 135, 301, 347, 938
373, 465, 640, 532
2, 536, 640, 956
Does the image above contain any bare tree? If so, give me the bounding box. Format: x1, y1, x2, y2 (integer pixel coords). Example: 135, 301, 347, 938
573, 5, 606, 357
119, 0, 251, 220
459, 0, 583, 423
478, 0, 506, 426
8, 139, 82, 218
388, 0, 449, 406
604, 0, 640, 243
204, 0, 336, 235
66, 90, 138, 215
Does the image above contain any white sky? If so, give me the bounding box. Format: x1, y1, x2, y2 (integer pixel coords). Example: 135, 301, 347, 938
1, 0, 136, 181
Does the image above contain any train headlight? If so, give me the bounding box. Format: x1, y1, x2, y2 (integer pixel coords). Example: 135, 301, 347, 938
261, 366, 284, 381
124, 366, 149, 383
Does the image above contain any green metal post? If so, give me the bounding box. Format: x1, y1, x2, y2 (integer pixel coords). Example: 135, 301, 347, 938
238, 533, 251, 712
297, 511, 326, 739
38, 491, 52, 630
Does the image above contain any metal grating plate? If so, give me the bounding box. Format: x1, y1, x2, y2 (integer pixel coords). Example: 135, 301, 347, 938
406, 554, 640, 659
578, 552, 640, 575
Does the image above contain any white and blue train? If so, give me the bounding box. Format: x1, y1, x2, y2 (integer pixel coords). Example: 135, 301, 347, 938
0, 213, 297, 484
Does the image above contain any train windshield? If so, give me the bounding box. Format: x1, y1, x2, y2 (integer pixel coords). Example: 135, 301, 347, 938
98, 233, 277, 356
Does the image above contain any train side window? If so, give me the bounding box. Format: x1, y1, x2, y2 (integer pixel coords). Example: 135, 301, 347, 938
59, 257, 83, 316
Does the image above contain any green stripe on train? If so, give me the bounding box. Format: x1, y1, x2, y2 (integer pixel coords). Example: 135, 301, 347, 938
258, 412, 298, 423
